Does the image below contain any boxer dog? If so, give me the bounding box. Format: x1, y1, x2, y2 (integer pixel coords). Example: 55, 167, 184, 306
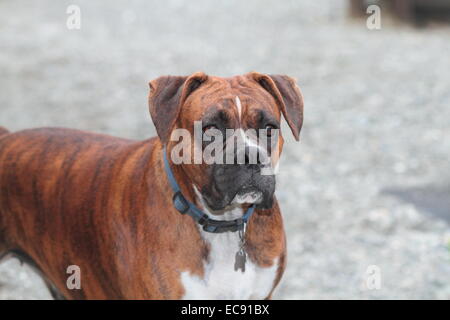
0, 72, 303, 299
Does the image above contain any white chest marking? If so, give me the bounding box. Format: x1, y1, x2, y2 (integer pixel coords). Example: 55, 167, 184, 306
181, 187, 278, 300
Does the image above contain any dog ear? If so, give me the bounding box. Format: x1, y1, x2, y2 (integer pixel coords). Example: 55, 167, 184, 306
149, 72, 208, 143
250, 72, 304, 141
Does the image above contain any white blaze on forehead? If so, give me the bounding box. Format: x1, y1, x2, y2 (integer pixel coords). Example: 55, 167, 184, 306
234, 96, 247, 143
235, 96, 242, 121
233, 95, 268, 162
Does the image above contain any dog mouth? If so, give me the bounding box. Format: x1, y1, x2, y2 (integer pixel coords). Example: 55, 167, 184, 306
201, 171, 275, 210
231, 186, 263, 205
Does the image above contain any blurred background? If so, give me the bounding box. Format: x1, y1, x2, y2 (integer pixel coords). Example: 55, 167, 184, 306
0, 0, 449, 299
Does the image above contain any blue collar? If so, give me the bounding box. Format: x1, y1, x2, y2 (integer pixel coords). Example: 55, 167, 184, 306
163, 146, 255, 233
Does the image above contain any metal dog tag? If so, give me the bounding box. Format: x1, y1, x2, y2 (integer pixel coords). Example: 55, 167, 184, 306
234, 222, 247, 272
234, 250, 246, 273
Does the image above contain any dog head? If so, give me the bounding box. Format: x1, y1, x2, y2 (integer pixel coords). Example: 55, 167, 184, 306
149, 72, 303, 212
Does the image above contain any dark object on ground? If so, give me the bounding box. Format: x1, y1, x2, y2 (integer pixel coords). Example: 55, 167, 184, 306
349, 0, 450, 24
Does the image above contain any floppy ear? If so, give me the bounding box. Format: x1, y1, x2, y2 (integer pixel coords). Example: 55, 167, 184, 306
148, 72, 208, 143
250, 73, 304, 141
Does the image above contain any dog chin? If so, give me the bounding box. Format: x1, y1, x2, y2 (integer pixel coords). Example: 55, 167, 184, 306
200, 186, 273, 212
205, 193, 273, 212
231, 189, 263, 205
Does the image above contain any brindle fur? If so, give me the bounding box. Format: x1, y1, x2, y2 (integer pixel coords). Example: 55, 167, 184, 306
0, 73, 303, 299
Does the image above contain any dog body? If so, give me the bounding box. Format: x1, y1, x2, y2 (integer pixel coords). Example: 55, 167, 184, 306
0, 73, 303, 299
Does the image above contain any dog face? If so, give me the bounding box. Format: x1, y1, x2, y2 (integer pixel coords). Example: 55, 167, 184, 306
149, 72, 303, 212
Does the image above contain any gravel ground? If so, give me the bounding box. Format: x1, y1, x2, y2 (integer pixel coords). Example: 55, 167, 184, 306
0, 0, 449, 299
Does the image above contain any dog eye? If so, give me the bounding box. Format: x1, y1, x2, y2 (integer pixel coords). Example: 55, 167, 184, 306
202, 124, 218, 135
264, 124, 278, 137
